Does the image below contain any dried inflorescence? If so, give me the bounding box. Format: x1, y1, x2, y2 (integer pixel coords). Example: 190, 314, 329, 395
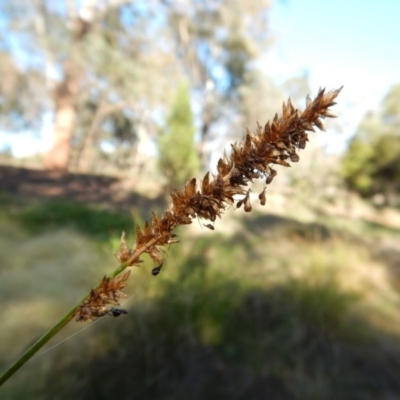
75, 271, 130, 321
74, 87, 342, 322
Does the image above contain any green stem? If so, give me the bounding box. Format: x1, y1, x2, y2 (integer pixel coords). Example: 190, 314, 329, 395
0, 236, 159, 387
0, 305, 77, 387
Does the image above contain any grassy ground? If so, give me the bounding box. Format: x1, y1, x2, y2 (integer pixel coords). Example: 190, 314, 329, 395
1, 192, 400, 399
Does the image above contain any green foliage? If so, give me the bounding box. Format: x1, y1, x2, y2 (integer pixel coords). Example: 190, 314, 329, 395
16, 200, 133, 242
158, 83, 200, 187
341, 84, 400, 204
342, 133, 400, 201
341, 136, 375, 196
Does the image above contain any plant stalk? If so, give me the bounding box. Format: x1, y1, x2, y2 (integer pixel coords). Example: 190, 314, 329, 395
0, 237, 159, 387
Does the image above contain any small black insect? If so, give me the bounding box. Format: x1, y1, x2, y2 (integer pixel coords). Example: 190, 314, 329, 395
203, 223, 215, 230
109, 308, 128, 317
152, 262, 163, 276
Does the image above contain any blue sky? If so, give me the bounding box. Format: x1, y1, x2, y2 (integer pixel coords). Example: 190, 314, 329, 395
264, 0, 400, 151
2, 0, 399, 157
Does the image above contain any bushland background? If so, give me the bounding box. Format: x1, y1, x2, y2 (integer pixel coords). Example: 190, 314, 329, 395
1, 1, 400, 399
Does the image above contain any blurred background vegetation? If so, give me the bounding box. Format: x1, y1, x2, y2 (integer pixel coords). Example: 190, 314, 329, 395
0, 1, 400, 399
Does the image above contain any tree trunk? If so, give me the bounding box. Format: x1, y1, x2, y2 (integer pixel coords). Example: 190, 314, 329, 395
43, 0, 96, 172
75, 102, 126, 172
44, 105, 75, 171
43, 64, 78, 172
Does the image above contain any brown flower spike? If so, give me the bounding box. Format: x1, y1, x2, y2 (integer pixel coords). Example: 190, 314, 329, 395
75, 87, 342, 322
75, 271, 130, 321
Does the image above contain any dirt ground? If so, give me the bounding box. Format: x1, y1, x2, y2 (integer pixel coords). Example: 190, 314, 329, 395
0, 165, 165, 212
